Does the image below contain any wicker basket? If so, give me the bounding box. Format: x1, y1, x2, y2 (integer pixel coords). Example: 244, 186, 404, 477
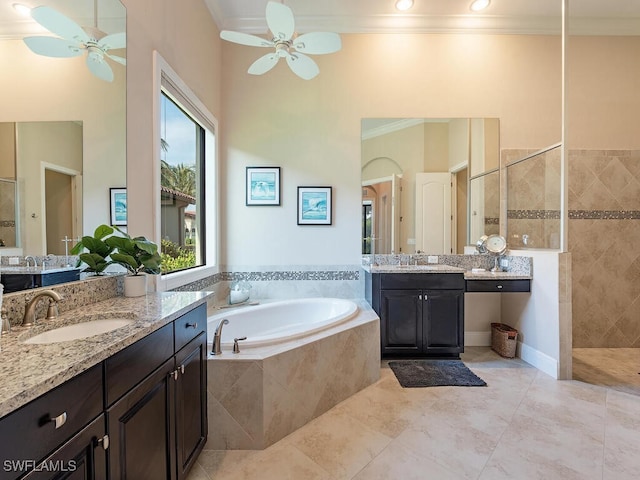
491, 323, 518, 358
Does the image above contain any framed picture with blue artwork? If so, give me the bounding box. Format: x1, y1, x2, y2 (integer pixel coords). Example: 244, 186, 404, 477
297, 186, 332, 225
110, 187, 127, 226
246, 167, 281, 206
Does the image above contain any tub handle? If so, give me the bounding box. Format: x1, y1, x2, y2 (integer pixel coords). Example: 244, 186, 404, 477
233, 337, 247, 354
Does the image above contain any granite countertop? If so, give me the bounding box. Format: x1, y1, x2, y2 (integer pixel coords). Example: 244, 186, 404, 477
463, 270, 532, 280
367, 264, 465, 274
365, 264, 532, 280
1, 266, 82, 274
0, 291, 212, 419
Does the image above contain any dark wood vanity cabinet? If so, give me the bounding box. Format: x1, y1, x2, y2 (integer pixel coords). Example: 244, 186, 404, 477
0, 302, 207, 480
366, 272, 465, 357
106, 303, 207, 480
0, 364, 105, 480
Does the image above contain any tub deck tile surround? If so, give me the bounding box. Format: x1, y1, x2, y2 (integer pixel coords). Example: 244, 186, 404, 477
0, 288, 212, 418
206, 300, 380, 450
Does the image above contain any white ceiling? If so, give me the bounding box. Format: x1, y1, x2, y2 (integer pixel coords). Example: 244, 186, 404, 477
1, 0, 637, 39
204, 0, 640, 35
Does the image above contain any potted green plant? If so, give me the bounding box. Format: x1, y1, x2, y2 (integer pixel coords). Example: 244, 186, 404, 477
72, 224, 161, 297
107, 227, 161, 297
70, 224, 116, 274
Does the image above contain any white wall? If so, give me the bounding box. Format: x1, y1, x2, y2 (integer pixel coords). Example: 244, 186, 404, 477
501, 250, 571, 379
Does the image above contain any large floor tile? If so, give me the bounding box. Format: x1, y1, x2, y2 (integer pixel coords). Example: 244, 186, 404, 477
284, 408, 392, 480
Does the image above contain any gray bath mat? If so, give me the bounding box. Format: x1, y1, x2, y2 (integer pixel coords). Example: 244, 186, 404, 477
389, 359, 487, 387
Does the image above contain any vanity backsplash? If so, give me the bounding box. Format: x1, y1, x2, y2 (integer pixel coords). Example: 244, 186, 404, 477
1, 275, 123, 328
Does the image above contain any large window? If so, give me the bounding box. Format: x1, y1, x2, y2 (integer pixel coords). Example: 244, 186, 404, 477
159, 68, 217, 277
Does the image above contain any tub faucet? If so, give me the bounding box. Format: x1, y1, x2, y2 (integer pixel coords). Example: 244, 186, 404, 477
25, 255, 37, 267
211, 318, 229, 355
22, 290, 63, 327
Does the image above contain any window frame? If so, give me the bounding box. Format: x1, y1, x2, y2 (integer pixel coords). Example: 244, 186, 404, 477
153, 51, 219, 291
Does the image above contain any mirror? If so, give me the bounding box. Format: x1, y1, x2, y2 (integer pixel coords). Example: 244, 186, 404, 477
362, 118, 499, 255
0, 0, 126, 257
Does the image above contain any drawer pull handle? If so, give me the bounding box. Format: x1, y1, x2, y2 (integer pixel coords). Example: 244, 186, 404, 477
97, 435, 110, 450
51, 412, 67, 429
497, 285, 503, 289
180, 364, 185, 375
186, 322, 198, 329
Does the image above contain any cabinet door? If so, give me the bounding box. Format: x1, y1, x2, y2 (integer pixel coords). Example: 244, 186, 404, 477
107, 358, 176, 480
22, 415, 107, 480
175, 333, 207, 480
380, 289, 422, 355
422, 289, 464, 356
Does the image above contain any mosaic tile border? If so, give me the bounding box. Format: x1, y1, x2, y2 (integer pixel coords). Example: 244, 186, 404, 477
171, 269, 361, 293
507, 210, 561, 220
569, 210, 640, 220
0, 221, 15, 227
508, 210, 640, 220
485, 217, 499, 225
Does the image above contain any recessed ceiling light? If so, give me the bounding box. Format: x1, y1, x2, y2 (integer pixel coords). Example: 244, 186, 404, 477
470, 0, 491, 12
12, 3, 31, 16
395, 0, 414, 12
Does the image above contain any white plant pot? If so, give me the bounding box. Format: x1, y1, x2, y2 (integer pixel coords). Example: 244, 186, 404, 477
124, 274, 147, 298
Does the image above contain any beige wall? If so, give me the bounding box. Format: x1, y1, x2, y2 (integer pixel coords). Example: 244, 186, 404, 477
567, 36, 640, 149
222, 33, 562, 266
0, 123, 15, 179
16, 122, 82, 255
0, 38, 125, 253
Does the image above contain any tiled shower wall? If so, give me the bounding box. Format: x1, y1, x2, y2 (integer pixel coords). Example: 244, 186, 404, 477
505, 148, 640, 348
569, 149, 640, 348
505, 147, 561, 249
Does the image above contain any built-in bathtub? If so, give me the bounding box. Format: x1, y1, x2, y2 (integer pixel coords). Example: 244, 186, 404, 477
205, 297, 380, 450
207, 297, 359, 348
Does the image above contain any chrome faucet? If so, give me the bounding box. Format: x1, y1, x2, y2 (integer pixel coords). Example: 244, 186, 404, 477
24, 255, 37, 267
211, 318, 229, 355
22, 290, 63, 327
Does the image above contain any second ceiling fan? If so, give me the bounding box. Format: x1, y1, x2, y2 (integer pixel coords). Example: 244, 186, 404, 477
220, 1, 341, 80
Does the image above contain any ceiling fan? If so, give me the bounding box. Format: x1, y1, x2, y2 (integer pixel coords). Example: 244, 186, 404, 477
220, 1, 341, 80
23, 3, 126, 82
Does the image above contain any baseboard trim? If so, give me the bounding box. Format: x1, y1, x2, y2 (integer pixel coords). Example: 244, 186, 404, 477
519, 341, 558, 379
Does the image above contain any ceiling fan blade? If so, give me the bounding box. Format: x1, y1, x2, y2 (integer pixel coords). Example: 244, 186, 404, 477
285, 52, 319, 80
87, 54, 114, 82
266, 1, 295, 41
23, 36, 83, 58
30, 6, 89, 44
106, 53, 127, 65
99, 32, 126, 51
248, 53, 280, 76
220, 30, 274, 48
293, 32, 342, 55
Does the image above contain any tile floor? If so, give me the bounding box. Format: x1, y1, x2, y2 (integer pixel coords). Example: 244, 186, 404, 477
187, 347, 640, 480
573, 348, 640, 396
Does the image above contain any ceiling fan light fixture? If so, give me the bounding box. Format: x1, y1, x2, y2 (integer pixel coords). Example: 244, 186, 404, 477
395, 0, 414, 12
470, 0, 491, 12
13, 3, 31, 17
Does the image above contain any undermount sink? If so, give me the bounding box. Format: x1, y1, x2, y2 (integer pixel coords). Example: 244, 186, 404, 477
23, 319, 134, 344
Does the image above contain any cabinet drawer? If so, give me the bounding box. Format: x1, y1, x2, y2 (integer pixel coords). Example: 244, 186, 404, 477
174, 303, 207, 353
465, 279, 531, 292
379, 273, 464, 290
105, 323, 174, 406
0, 364, 103, 480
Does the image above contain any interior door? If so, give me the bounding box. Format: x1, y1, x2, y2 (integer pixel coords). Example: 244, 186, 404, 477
414, 172, 452, 254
